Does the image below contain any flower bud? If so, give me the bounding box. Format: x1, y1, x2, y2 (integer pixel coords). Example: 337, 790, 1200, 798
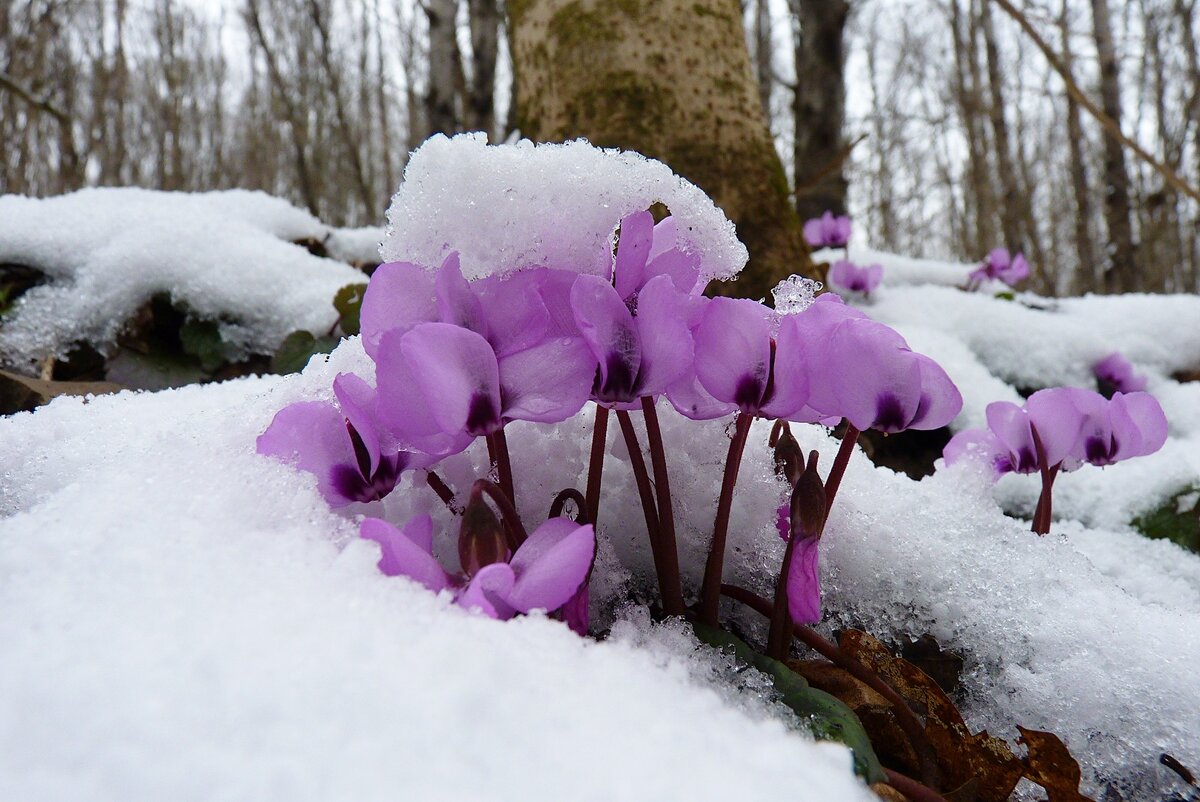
772, 422, 805, 486
789, 450, 827, 541
458, 492, 510, 576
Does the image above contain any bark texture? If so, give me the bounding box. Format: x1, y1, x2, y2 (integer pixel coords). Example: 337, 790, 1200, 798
508, 0, 812, 300
789, 0, 849, 221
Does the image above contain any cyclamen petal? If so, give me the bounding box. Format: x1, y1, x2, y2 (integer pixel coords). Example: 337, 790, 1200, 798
257, 401, 357, 504
458, 563, 517, 619
359, 260, 437, 359
943, 428, 1012, 479
1025, 388, 1092, 467
395, 322, 503, 437
570, 275, 642, 401
435, 252, 489, 339
694, 298, 773, 413
613, 210, 655, 300
333, 372, 383, 476
507, 519, 596, 614
909, 355, 962, 430
786, 536, 822, 625
497, 336, 595, 424
630, 274, 695, 396
360, 516, 452, 593
983, 402, 1039, 473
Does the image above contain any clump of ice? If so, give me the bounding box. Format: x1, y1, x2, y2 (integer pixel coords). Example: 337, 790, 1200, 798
772, 275, 823, 314
381, 133, 748, 282
0, 188, 367, 369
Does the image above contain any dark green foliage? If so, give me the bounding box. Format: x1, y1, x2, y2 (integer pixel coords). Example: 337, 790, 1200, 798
692, 621, 885, 783
1132, 485, 1200, 553
332, 283, 368, 337
270, 330, 338, 375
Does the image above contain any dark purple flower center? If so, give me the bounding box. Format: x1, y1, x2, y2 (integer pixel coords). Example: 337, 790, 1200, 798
872, 392, 908, 432
1085, 435, 1118, 465
465, 390, 501, 436
331, 450, 408, 504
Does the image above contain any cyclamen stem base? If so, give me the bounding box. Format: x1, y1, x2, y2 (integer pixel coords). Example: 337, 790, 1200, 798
641, 396, 685, 617
614, 409, 669, 605
699, 412, 753, 626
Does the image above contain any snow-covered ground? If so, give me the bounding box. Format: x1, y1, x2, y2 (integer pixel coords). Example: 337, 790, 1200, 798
2, 138, 1199, 800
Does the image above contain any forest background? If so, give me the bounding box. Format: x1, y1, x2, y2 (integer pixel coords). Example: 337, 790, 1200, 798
2, 0, 1198, 297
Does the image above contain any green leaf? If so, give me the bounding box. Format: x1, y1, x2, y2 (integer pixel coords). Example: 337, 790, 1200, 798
333, 282, 369, 336
1132, 485, 1200, 553
993, 290, 1016, 301
271, 330, 338, 375
692, 621, 885, 783
179, 318, 228, 372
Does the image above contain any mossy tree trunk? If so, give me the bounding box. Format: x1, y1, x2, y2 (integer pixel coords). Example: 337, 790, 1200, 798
507, 0, 814, 300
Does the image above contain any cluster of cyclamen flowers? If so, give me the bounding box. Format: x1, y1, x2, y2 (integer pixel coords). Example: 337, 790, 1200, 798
803, 212, 884, 299
258, 208, 962, 652
944, 386, 1166, 534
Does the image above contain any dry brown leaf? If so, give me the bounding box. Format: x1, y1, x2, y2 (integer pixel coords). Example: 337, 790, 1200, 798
1018, 727, 1096, 802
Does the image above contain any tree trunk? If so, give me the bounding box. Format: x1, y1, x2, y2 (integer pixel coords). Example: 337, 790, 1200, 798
467, 0, 500, 137
508, 0, 812, 301
426, 0, 461, 136
788, 0, 849, 221
979, 0, 1023, 253
754, 0, 773, 116
1059, 1, 1098, 294
949, 0, 995, 254
1090, 0, 1139, 292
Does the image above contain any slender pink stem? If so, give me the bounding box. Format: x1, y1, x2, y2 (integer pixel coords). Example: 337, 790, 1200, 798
641, 396, 685, 617
699, 412, 753, 626
426, 470, 461, 514
490, 428, 516, 507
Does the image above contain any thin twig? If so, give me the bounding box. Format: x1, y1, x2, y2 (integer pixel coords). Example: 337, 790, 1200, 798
990, 0, 1200, 203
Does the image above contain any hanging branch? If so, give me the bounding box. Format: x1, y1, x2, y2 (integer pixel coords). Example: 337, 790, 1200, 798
989, 0, 1200, 203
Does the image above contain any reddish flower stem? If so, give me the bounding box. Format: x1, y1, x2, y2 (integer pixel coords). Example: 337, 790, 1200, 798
641, 396, 685, 617
720, 583, 941, 790
425, 470, 461, 514
823, 421, 860, 514
883, 769, 949, 802
614, 410, 668, 600
698, 412, 753, 626
490, 428, 516, 508
1030, 429, 1060, 535
549, 487, 588, 524
585, 405, 609, 528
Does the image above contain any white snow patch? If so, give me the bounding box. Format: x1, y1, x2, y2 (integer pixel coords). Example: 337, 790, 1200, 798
382, 134, 748, 283
0, 188, 367, 368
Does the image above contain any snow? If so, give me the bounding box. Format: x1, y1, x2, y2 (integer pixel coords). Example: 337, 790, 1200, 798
0, 347, 870, 802
3, 165, 1200, 798
0, 188, 368, 370
381, 133, 748, 283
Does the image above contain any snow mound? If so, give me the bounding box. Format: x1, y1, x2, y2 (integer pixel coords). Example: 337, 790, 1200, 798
0, 345, 871, 802
0, 188, 367, 368
382, 134, 748, 282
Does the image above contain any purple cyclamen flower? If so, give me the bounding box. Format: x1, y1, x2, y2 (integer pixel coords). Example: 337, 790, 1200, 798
360, 514, 595, 622
570, 272, 694, 406
365, 253, 595, 454
610, 210, 706, 298
375, 321, 595, 455
828, 260, 883, 296
1093, 352, 1148, 396
944, 387, 1167, 475
257, 373, 429, 506
803, 211, 852, 249
1067, 390, 1167, 467
668, 297, 812, 421
797, 299, 962, 433
968, 248, 1029, 288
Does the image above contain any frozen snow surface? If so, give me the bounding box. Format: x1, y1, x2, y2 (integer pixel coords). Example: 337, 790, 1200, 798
0, 188, 368, 369
381, 134, 749, 283
4, 159, 1200, 799
0, 348, 871, 802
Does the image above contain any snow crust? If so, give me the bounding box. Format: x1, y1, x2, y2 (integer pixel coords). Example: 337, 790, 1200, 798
0, 188, 366, 368
381, 134, 748, 282
0, 345, 870, 802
